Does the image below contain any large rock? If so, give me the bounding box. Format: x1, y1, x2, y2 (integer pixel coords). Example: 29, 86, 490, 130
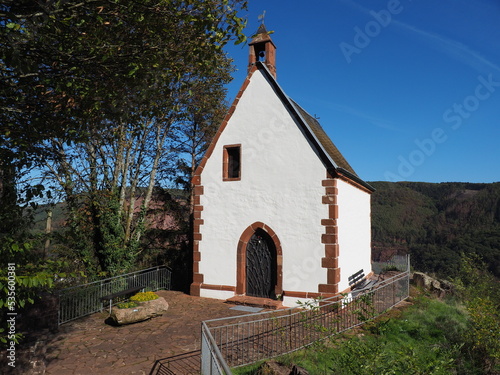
109, 297, 169, 325
291, 365, 310, 375
256, 361, 310, 375
256, 361, 291, 375
412, 272, 454, 298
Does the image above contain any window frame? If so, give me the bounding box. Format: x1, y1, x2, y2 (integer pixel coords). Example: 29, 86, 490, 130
223, 144, 242, 181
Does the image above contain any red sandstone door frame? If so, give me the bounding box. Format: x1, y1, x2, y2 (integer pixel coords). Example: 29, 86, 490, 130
236, 222, 283, 297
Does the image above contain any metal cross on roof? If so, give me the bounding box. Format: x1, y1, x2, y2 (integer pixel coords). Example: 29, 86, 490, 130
258, 10, 266, 25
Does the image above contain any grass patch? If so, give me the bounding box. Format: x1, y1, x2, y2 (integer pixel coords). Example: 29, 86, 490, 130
116, 301, 138, 309
235, 296, 485, 374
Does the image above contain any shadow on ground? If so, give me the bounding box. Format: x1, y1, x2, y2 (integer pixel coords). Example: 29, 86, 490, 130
150, 350, 201, 375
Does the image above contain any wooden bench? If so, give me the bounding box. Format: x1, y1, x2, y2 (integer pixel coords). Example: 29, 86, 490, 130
100, 285, 145, 314
348, 269, 376, 293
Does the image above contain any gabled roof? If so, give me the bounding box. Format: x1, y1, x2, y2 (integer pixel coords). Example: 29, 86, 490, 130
255, 62, 375, 192
289, 99, 357, 176
193, 61, 374, 193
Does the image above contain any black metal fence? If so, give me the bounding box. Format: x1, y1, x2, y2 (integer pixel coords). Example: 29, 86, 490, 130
201, 256, 410, 373
57, 265, 171, 325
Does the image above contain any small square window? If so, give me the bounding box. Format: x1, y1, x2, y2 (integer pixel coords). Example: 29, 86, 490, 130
223, 145, 241, 181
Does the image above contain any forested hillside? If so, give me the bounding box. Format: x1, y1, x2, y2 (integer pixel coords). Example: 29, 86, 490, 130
370, 181, 500, 279
35, 182, 500, 281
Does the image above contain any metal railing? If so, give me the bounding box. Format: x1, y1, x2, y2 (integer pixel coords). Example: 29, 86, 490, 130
372, 254, 409, 274
201, 256, 410, 373
57, 265, 172, 325
201, 322, 233, 375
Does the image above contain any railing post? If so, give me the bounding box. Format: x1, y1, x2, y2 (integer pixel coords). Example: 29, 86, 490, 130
58, 292, 61, 325
201, 322, 232, 375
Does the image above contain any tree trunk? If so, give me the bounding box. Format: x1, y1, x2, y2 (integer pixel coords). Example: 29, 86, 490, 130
44, 209, 53, 257
133, 119, 172, 246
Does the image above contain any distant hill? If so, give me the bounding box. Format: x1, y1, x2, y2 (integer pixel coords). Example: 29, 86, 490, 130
370, 181, 500, 278
31, 188, 188, 233
31, 183, 500, 280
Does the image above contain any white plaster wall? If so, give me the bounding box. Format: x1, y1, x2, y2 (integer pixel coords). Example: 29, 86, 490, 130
199, 69, 328, 299
199, 289, 235, 301
283, 296, 315, 308
336, 179, 372, 292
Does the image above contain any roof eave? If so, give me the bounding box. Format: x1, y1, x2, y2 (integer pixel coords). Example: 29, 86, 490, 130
337, 168, 376, 192
255, 62, 339, 169
256, 62, 374, 192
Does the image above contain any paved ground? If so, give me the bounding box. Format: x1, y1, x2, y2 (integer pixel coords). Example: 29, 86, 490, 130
41, 290, 255, 375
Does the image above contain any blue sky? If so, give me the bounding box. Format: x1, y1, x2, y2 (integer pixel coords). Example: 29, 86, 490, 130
223, 0, 500, 183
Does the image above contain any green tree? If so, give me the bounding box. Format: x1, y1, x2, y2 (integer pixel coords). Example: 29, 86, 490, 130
173, 74, 231, 211
2, 0, 248, 277
0, 148, 76, 345
1, 0, 247, 148
455, 253, 500, 372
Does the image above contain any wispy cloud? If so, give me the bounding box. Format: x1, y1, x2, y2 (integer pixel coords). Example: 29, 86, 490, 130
321, 101, 405, 132
340, 0, 500, 74
393, 20, 500, 75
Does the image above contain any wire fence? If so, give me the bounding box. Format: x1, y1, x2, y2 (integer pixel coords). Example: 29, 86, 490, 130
372, 254, 409, 274
201, 256, 410, 373
57, 265, 172, 325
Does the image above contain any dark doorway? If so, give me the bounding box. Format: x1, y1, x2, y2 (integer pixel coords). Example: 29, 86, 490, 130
246, 228, 277, 299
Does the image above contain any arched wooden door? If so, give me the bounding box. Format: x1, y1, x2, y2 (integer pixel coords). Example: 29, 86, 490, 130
246, 228, 277, 299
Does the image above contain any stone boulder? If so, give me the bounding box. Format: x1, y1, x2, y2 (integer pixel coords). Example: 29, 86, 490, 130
256, 361, 310, 375
412, 272, 454, 298
291, 365, 310, 375
109, 297, 169, 325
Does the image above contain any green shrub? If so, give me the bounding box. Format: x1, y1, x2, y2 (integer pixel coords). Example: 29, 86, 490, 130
130, 291, 158, 302
116, 301, 138, 309
381, 265, 401, 272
